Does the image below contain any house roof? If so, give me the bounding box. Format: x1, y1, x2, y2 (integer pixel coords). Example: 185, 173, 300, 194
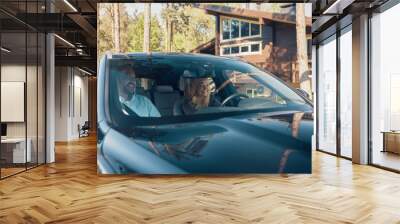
190, 38, 215, 53
194, 4, 312, 26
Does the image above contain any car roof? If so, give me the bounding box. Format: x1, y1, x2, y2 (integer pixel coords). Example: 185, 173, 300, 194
110, 52, 242, 62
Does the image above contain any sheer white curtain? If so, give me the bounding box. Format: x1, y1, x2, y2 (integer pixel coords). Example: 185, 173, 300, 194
318, 37, 337, 154
340, 29, 352, 158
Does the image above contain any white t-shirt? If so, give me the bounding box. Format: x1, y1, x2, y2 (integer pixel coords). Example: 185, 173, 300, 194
119, 94, 161, 117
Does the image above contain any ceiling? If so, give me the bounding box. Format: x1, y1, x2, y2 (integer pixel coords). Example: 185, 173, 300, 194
0, 0, 97, 74
0, 0, 395, 75
311, 0, 390, 42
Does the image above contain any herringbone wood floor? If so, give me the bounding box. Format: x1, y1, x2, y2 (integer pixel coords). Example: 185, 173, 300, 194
1, 135, 400, 224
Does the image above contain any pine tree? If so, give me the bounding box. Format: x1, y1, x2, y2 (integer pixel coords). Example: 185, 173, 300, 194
296, 4, 311, 96
112, 3, 120, 52
143, 3, 151, 53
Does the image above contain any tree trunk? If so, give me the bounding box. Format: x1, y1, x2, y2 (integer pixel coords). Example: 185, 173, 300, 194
143, 3, 151, 53
166, 20, 173, 52
296, 4, 311, 96
112, 3, 120, 52
165, 18, 170, 52
165, 4, 171, 52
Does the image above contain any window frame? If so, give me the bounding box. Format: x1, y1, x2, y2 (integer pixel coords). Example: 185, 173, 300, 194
104, 56, 312, 128
250, 23, 261, 36
220, 16, 262, 42
220, 41, 262, 56
240, 20, 250, 37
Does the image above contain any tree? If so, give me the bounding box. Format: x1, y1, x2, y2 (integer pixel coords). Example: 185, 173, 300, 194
143, 3, 151, 52
127, 13, 163, 52
99, 3, 213, 55
296, 4, 311, 96
161, 4, 214, 52
97, 4, 113, 59
113, 3, 120, 52
98, 3, 131, 57
164, 3, 173, 52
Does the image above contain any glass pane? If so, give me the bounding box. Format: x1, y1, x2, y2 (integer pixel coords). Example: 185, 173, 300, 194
241, 45, 249, 53
1, 30, 27, 177
224, 70, 285, 104
26, 0, 39, 169
340, 28, 352, 158
222, 47, 230, 55
371, 4, 400, 171
231, 20, 239, 39
222, 19, 230, 40
251, 43, 260, 52
108, 57, 308, 120
250, 23, 260, 36
38, 33, 46, 165
240, 21, 249, 37
231, 46, 239, 54
27, 31, 38, 168
317, 36, 337, 154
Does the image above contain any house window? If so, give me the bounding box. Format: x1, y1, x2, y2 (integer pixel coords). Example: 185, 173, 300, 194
241, 21, 249, 37
251, 43, 260, 52
231, 46, 239, 54
220, 41, 262, 56
251, 23, 260, 36
246, 89, 255, 98
231, 19, 240, 39
220, 17, 261, 41
222, 47, 230, 55
241, 46, 249, 53
222, 20, 230, 40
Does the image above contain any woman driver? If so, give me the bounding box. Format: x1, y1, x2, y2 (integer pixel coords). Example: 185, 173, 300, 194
181, 78, 211, 115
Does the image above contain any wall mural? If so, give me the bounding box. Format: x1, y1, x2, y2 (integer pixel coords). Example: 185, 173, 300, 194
97, 3, 313, 174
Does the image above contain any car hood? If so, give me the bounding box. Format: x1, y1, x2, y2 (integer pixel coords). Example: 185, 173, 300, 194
126, 111, 313, 173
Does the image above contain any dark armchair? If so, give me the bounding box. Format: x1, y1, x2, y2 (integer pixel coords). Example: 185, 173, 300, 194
78, 121, 90, 138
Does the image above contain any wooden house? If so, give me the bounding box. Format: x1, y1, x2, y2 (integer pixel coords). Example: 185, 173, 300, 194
191, 4, 312, 86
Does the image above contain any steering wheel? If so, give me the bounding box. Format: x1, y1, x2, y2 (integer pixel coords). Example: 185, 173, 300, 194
214, 77, 233, 94
221, 93, 249, 106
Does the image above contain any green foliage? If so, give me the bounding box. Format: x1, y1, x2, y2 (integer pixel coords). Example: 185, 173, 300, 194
97, 4, 113, 59
98, 3, 215, 57
98, 4, 131, 58
127, 13, 163, 52
162, 4, 215, 52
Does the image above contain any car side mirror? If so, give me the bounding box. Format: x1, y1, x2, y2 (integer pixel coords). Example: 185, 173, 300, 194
296, 88, 310, 99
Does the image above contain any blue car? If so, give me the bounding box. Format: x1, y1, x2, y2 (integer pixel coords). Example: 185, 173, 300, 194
97, 53, 313, 174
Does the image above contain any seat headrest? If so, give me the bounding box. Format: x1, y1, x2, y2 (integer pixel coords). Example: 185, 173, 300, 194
178, 76, 185, 91
155, 85, 174, 93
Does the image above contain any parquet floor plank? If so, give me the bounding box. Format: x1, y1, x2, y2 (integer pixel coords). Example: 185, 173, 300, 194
0, 135, 399, 223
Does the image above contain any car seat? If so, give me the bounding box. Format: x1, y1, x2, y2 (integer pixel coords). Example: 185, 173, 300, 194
153, 85, 180, 116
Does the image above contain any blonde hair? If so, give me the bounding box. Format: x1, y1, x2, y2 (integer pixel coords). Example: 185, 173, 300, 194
185, 78, 210, 108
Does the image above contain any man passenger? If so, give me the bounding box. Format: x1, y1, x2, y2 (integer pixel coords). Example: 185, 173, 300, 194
116, 64, 161, 117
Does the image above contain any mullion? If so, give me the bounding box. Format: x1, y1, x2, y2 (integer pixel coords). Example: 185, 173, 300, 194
25, 0, 28, 171
367, 11, 373, 166
44, 0, 47, 164
315, 44, 319, 151
336, 29, 341, 157
0, 15, 2, 179
36, 0, 39, 168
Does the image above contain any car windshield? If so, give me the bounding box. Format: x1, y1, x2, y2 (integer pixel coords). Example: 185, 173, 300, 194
107, 54, 310, 126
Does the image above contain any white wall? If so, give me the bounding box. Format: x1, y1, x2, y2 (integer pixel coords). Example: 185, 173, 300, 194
55, 67, 89, 141
1, 63, 46, 164
55, 66, 69, 141
1, 64, 31, 137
